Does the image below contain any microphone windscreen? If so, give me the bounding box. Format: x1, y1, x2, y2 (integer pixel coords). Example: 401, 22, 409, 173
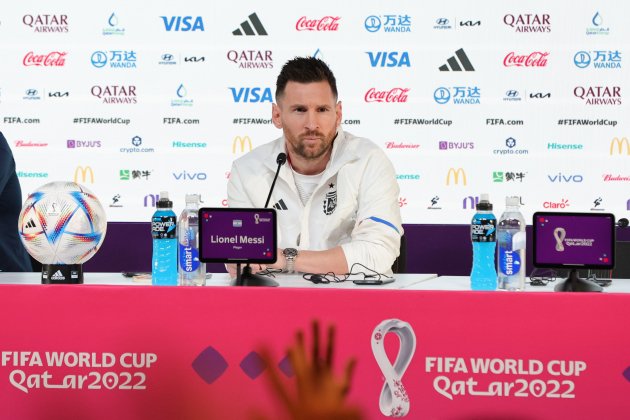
618, 218, 629, 228
276, 152, 287, 165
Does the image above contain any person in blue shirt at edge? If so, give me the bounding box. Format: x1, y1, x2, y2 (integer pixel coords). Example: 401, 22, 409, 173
0, 132, 33, 272
227, 57, 403, 276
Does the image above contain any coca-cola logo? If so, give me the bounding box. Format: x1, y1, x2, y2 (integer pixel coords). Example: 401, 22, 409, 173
365, 88, 409, 103
503, 51, 549, 67
23, 51, 67, 67
296, 16, 340, 31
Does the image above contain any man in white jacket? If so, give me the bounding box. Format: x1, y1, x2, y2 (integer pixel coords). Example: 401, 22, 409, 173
227, 57, 402, 275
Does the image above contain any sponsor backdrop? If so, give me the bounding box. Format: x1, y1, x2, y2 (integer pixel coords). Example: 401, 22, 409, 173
1, 0, 628, 223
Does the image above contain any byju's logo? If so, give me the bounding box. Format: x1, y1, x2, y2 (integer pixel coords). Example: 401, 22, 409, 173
366, 51, 410, 67
504, 51, 549, 67
434, 86, 480, 105
67, 139, 102, 148
161, 16, 204, 31
573, 50, 621, 69
364, 14, 411, 33
229, 87, 273, 103
232, 13, 267, 35
439, 141, 474, 150
574, 86, 621, 105
90, 50, 137, 69
364, 88, 409, 103
503, 13, 551, 33
171, 84, 193, 107
439, 48, 474, 71
547, 173, 583, 183
103, 12, 125, 36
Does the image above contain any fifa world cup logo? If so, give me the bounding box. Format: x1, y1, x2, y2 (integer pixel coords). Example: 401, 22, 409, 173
553, 227, 566, 251
371, 319, 416, 417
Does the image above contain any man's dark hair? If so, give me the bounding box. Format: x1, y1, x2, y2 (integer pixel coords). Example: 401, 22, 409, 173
275, 57, 338, 101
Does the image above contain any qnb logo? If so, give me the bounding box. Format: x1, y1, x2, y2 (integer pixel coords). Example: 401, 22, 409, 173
364, 88, 409, 103
22, 14, 68, 32
503, 13, 551, 33
574, 86, 621, 105
229, 87, 273, 103
371, 319, 416, 417
573, 50, 622, 69
547, 173, 584, 183
504, 51, 549, 67
543, 199, 570, 209
160, 16, 204, 31
364, 14, 411, 33
366, 51, 410, 67
610, 137, 630, 155
439, 48, 474, 71
91, 85, 137, 104
233, 13, 267, 36
446, 168, 466, 186
434, 86, 480, 105
192, 346, 294, 385
296, 16, 340, 31
23, 51, 67, 67
232, 136, 252, 153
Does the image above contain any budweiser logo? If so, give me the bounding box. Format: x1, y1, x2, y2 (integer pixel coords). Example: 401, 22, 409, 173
386, 142, 419, 149
15, 140, 48, 147
296, 16, 340, 31
23, 51, 67, 67
503, 51, 549, 67
365, 88, 410, 103
603, 174, 630, 182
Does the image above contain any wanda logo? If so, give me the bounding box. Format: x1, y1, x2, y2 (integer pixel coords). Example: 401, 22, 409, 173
23, 51, 67, 67
503, 52, 549, 67
296, 16, 340, 31
365, 88, 410, 103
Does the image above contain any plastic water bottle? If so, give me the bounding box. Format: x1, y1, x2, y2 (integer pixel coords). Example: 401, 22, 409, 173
470, 194, 497, 290
178, 194, 206, 286
497, 196, 526, 291
151, 191, 178, 285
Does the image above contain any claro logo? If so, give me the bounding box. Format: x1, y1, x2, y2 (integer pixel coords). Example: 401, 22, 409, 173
74, 166, 94, 183
610, 137, 630, 155
446, 168, 467, 185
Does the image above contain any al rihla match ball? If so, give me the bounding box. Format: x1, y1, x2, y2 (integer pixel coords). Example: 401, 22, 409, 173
18, 181, 107, 265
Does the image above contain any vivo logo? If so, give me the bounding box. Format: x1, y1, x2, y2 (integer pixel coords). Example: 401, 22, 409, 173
366, 51, 410, 67
548, 173, 583, 183
160, 16, 204, 31
229, 87, 273, 103
173, 171, 207, 180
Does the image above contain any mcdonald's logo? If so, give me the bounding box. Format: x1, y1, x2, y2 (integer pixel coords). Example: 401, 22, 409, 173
74, 166, 94, 183
446, 167, 467, 185
609, 137, 630, 155
232, 136, 252, 153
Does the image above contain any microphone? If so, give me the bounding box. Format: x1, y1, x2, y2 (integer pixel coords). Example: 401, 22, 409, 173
618, 218, 629, 228
264, 152, 287, 207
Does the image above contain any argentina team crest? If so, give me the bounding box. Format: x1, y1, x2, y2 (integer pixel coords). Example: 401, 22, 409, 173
323, 181, 337, 215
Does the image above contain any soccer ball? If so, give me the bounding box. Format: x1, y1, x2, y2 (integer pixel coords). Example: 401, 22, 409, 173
18, 181, 107, 265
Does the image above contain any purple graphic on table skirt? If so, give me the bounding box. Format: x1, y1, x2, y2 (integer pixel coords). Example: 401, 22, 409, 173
192, 346, 229, 384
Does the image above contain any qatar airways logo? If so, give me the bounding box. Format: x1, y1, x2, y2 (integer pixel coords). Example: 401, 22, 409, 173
504, 52, 549, 67
296, 16, 340, 31
503, 13, 551, 32
365, 88, 409, 103
23, 51, 67, 67
574, 86, 621, 105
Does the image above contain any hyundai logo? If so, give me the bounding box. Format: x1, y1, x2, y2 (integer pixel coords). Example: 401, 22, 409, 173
161, 53, 174, 61
433, 87, 451, 104
505, 90, 519, 97
573, 51, 591, 69
25, 89, 38, 96
436, 18, 449, 25
91, 51, 108, 68
364, 15, 381, 32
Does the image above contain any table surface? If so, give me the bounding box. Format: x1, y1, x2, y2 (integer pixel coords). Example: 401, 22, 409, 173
0, 272, 438, 289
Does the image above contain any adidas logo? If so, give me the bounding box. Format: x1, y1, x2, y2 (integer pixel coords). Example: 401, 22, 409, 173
25, 218, 37, 229
273, 199, 288, 210
439, 48, 475, 71
51, 270, 66, 281
233, 12, 268, 36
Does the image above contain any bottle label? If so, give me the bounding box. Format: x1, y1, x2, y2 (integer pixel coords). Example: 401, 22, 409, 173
152, 216, 176, 239
499, 247, 521, 276
179, 244, 201, 272
471, 218, 496, 242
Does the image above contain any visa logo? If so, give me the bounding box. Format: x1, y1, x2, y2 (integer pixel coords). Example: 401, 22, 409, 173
366, 51, 410, 67
173, 171, 208, 180
547, 173, 583, 183
229, 87, 273, 103
160, 16, 205, 32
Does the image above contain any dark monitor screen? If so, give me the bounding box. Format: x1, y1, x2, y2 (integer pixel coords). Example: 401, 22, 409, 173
533, 212, 615, 269
198, 208, 277, 264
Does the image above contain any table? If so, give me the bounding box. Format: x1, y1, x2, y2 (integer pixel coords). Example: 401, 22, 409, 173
0, 272, 628, 419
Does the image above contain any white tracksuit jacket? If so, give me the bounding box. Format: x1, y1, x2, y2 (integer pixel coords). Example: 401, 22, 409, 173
227, 129, 403, 274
